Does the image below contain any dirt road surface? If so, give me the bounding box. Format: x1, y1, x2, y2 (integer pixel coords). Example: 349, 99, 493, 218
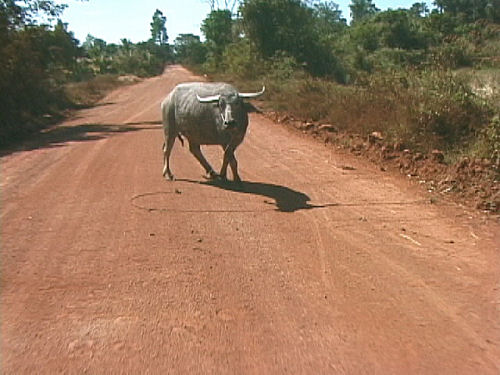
2, 65, 499, 374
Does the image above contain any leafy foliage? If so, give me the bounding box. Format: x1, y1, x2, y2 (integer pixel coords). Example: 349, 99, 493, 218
221, 38, 263, 79
475, 116, 500, 164
239, 0, 346, 79
349, 0, 378, 24
2, 0, 499, 165
80, 35, 172, 78
0, 3, 173, 144
0, 1, 79, 143
434, 0, 500, 23
201, 9, 233, 67
202, 0, 499, 168
174, 34, 207, 66
150, 9, 168, 45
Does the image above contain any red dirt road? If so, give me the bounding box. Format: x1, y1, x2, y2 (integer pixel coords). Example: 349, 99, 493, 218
2, 65, 499, 374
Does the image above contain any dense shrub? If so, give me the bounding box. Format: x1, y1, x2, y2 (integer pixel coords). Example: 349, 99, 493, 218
470, 115, 500, 166
174, 34, 207, 66
386, 70, 490, 152
218, 66, 495, 158
240, 0, 346, 79
0, 22, 78, 144
221, 39, 263, 79
0, 1, 175, 145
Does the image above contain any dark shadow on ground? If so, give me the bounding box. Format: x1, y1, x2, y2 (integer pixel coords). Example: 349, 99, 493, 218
180, 178, 334, 213
125, 120, 162, 126
0, 123, 148, 157
177, 178, 430, 213
70, 101, 116, 110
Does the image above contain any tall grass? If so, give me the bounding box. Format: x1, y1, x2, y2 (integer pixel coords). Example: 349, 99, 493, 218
64, 74, 134, 107
210, 60, 497, 163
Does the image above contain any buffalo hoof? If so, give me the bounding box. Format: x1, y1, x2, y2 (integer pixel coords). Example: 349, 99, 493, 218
163, 167, 175, 181
203, 171, 220, 181
164, 172, 175, 181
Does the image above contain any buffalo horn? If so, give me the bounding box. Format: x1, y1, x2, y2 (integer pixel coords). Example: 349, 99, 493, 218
238, 86, 265, 99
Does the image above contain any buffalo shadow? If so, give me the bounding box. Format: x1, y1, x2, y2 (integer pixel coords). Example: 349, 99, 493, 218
182, 178, 330, 213
0, 123, 150, 156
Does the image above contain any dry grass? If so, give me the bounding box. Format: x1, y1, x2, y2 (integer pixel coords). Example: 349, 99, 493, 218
217, 68, 496, 162
64, 75, 137, 107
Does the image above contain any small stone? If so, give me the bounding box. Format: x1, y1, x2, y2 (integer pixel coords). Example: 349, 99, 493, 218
482, 158, 491, 168
301, 122, 315, 131
318, 124, 337, 133
68, 340, 79, 352
457, 157, 469, 169
368, 131, 383, 144
431, 149, 445, 163
279, 115, 290, 123
413, 152, 424, 161
341, 165, 356, 170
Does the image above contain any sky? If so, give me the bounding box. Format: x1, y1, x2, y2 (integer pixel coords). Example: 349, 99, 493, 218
54, 0, 434, 45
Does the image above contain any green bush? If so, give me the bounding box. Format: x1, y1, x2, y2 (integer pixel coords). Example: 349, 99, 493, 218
264, 51, 305, 82
347, 70, 492, 152
368, 48, 427, 71
428, 37, 475, 69
64, 74, 127, 107
221, 39, 263, 79
231, 66, 495, 159
0, 23, 78, 145
470, 115, 500, 165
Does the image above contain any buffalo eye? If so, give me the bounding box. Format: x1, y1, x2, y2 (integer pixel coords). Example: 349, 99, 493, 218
219, 98, 227, 111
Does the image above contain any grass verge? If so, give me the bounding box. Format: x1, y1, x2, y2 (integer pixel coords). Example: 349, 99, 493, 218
205, 67, 499, 213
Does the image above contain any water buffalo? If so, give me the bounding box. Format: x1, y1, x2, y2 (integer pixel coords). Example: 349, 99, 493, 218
161, 82, 265, 181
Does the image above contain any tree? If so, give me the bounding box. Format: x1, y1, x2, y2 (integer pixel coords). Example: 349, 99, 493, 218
374, 9, 430, 50
47, 20, 80, 72
0, 0, 67, 28
150, 9, 168, 45
201, 9, 233, 63
203, 0, 240, 13
433, 0, 500, 23
174, 34, 207, 65
409, 2, 429, 17
82, 34, 110, 73
349, 0, 379, 24
120, 38, 133, 57
312, 1, 347, 42
240, 0, 345, 79
0, 0, 83, 143
240, 0, 315, 60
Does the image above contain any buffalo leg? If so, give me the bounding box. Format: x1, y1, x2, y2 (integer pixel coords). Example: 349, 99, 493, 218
220, 145, 231, 180
189, 143, 218, 179
162, 99, 176, 181
228, 151, 240, 182
221, 146, 240, 182
162, 133, 176, 180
